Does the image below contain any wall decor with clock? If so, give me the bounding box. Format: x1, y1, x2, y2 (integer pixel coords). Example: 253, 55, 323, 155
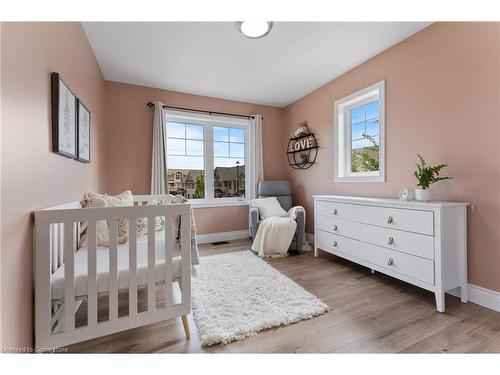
286, 122, 318, 170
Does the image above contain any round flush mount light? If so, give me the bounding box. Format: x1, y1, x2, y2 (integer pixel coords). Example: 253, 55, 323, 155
235, 21, 273, 39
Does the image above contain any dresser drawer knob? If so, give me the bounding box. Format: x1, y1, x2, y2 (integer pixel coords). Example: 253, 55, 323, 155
387, 216, 394, 224
387, 258, 394, 266
333, 225, 338, 231
388, 237, 394, 245
333, 241, 338, 247
333, 209, 338, 215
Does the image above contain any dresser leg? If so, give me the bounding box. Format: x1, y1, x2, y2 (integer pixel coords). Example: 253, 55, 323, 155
435, 291, 445, 313
460, 284, 469, 303
314, 247, 318, 257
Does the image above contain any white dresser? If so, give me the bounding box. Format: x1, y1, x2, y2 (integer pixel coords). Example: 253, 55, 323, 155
313, 195, 468, 312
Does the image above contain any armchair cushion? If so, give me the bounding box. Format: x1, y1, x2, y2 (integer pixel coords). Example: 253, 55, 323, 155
250, 197, 287, 220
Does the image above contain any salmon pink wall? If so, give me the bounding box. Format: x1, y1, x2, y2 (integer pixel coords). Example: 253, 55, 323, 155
0, 23, 107, 348
283, 22, 500, 293
104, 81, 287, 234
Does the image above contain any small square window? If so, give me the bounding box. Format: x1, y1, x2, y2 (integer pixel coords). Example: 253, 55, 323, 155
334, 81, 385, 182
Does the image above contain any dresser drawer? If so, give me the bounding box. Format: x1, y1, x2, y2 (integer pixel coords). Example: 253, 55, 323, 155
316, 215, 359, 240
316, 200, 359, 222
360, 223, 434, 260
359, 242, 434, 285
316, 230, 359, 258
359, 205, 434, 235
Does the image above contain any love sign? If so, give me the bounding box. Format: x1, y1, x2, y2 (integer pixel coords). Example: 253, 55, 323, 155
287, 133, 318, 170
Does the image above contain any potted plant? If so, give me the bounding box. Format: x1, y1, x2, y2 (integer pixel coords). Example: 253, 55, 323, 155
414, 154, 452, 202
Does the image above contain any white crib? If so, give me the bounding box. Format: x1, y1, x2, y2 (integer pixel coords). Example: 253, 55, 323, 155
34, 194, 192, 349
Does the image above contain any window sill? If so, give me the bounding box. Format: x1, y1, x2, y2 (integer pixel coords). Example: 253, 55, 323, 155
188, 199, 250, 209
335, 175, 385, 183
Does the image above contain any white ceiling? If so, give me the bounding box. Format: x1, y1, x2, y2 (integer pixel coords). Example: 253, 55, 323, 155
83, 22, 430, 107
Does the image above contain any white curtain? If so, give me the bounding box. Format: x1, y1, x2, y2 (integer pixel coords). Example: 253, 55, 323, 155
251, 114, 264, 199
151, 101, 167, 194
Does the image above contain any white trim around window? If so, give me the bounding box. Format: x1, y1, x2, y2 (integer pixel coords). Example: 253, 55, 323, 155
164, 110, 255, 207
333, 80, 385, 182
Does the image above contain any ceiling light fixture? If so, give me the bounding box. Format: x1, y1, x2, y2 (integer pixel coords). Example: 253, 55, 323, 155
235, 21, 273, 39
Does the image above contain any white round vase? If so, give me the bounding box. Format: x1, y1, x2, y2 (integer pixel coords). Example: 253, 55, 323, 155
415, 188, 432, 202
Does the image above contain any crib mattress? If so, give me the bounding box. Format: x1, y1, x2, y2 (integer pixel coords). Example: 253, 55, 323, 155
50, 231, 184, 300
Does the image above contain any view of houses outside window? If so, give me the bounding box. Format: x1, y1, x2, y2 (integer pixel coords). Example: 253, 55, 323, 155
166, 121, 246, 199
166, 121, 205, 199
350, 100, 380, 173
213, 126, 245, 198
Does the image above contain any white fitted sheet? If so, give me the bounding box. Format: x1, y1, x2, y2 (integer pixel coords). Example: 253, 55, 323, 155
50, 231, 184, 300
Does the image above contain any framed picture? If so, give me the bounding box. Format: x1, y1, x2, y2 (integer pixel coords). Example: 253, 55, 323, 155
77, 99, 91, 163
51, 72, 77, 158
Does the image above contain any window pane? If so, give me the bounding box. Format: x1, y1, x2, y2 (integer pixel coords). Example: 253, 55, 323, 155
214, 157, 244, 167
214, 142, 229, 157
167, 156, 204, 170
166, 121, 205, 199
351, 135, 379, 173
214, 160, 245, 198
351, 123, 366, 141
351, 107, 365, 124
167, 138, 185, 155
229, 128, 245, 143
214, 127, 229, 142
349, 100, 380, 174
186, 124, 203, 140
352, 138, 375, 149
213, 125, 246, 198
365, 118, 380, 137
166, 122, 185, 138
230, 143, 244, 158
365, 101, 379, 120
186, 140, 203, 156
166, 164, 204, 199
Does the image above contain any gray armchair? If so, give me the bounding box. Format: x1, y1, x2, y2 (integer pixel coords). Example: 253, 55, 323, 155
250, 181, 305, 252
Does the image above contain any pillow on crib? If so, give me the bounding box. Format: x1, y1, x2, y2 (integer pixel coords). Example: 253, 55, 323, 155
80, 190, 134, 247
250, 197, 287, 220
79, 196, 110, 247
135, 195, 186, 239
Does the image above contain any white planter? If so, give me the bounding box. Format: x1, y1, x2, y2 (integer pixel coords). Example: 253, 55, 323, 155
415, 188, 432, 202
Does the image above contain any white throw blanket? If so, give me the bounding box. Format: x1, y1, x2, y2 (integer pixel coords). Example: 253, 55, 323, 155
251, 216, 297, 258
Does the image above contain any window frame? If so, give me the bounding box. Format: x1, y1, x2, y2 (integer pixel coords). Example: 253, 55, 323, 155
333, 80, 385, 183
164, 110, 254, 207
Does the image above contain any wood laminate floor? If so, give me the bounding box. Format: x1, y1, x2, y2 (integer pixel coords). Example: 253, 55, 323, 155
68, 239, 500, 353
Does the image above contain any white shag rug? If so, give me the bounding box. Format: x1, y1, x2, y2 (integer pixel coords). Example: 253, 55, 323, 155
191, 251, 329, 346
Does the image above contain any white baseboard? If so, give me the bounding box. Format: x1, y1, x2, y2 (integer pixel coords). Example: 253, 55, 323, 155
307, 233, 500, 313
447, 284, 500, 312
196, 230, 250, 245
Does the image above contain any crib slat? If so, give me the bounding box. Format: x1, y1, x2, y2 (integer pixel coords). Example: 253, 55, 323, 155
147, 216, 156, 311
87, 221, 98, 326
64, 222, 76, 331
109, 220, 119, 321
58, 223, 64, 270
35, 223, 52, 345
50, 225, 56, 273
129, 218, 138, 317
164, 216, 173, 309
180, 213, 191, 306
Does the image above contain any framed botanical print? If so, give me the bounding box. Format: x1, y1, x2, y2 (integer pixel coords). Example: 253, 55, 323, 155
77, 99, 91, 163
51, 72, 77, 158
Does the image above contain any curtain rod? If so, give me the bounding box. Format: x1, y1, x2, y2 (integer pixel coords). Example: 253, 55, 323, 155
147, 102, 257, 120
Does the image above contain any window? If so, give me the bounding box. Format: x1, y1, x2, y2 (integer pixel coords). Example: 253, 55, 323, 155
213, 127, 245, 198
334, 80, 385, 182
166, 121, 205, 199
165, 111, 253, 205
